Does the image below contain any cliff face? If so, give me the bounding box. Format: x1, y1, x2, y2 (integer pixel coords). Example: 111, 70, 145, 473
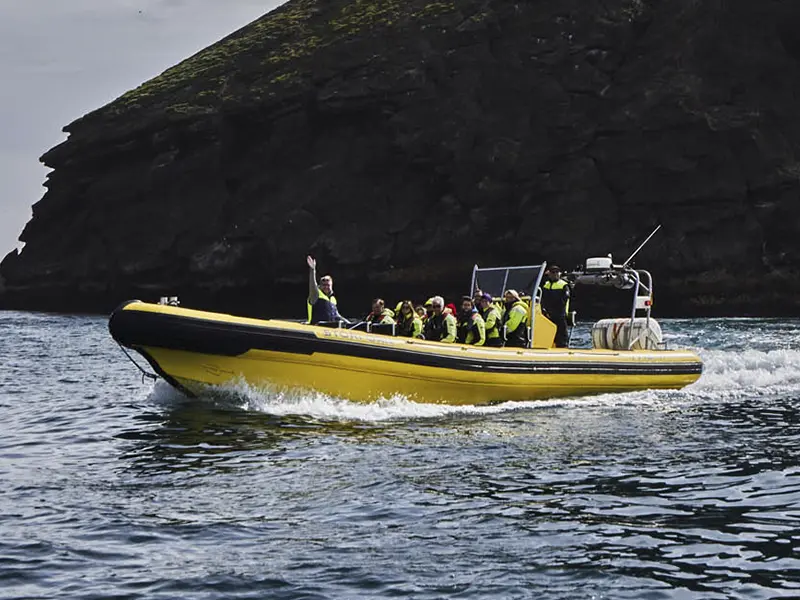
2, 0, 800, 317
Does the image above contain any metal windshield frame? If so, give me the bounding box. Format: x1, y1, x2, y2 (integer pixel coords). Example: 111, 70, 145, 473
470, 263, 548, 348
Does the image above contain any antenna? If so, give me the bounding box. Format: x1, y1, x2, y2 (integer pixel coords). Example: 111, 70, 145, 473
622, 224, 661, 268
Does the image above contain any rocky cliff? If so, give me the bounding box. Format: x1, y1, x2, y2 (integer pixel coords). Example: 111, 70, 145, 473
2, 0, 800, 317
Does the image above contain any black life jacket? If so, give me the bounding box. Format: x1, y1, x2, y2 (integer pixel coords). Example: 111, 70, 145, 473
457, 310, 479, 343
309, 291, 338, 324
424, 313, 446, 341
396, 314, 416, 337
541, 279, 570, 318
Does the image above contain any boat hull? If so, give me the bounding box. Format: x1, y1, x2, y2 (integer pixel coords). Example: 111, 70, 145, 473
109, 301, 703, 406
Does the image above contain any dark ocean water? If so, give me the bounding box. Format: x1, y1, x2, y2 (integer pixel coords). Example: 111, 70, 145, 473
1, 311, 799, 599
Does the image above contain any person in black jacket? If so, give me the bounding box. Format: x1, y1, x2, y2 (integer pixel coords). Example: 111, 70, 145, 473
540, 265, 571, 347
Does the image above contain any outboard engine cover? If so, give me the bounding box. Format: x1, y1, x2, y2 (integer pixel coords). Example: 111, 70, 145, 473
591, 318, 663, 350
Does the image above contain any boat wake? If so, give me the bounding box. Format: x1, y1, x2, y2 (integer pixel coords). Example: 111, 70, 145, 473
143, 377, 587, 421
200, 378, 538, 421
688, 347, 800, 397
142, 347, 800, 421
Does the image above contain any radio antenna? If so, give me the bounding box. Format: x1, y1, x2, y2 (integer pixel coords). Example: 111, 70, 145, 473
622, 224, 661, 268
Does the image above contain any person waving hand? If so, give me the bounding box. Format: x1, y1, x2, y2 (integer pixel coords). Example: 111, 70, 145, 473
306, 255, 343, 324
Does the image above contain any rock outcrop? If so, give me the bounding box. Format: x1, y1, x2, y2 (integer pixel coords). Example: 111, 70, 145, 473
2, 0, 800, 317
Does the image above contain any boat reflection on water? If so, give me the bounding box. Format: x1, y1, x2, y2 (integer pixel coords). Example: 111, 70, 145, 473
114, 382, 401, 477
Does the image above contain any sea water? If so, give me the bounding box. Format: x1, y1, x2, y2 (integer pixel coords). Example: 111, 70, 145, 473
1, 312, 798, 599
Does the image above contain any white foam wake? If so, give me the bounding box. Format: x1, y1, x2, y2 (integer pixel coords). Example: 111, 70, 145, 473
689, 348, 800, 396
144, 379, 189, 405
205, 378, 544, 421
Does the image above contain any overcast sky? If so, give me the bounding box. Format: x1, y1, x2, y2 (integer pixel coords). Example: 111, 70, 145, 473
0, 0, 283, 257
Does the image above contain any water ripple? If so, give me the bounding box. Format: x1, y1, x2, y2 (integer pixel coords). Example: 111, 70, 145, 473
1, 312, 799, 598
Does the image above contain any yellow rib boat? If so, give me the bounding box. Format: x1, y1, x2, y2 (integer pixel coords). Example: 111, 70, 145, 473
108, 260, 703, 405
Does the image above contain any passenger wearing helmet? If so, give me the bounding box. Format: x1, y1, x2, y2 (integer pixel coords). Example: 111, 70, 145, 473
423, 297, 435, 323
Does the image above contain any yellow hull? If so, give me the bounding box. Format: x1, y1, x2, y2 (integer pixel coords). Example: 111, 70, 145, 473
109, 301, 703, 406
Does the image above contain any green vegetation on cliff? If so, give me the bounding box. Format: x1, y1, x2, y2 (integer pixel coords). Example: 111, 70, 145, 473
110, 0, 460, 118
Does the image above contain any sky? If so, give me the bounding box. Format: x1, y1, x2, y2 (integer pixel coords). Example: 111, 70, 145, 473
0, 0, 283, 257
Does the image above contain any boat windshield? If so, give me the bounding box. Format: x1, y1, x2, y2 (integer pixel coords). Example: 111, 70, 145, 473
470, 264, 547, 301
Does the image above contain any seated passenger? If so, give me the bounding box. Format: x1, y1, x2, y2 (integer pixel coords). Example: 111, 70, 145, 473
457, 296, 486, 346
502, 289, 529, 348
477, 292, 504, 347
396, 300, 423, 338
423, 296, 457, 343
366, 298, 395, 325
423, 298, 435, 322
415, 305, 427, 322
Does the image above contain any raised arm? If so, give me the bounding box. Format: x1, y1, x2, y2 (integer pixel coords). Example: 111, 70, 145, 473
307, 255, 319, 305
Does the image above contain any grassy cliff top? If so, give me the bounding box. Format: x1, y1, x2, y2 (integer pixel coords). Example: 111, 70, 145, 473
77, 0, 460, 124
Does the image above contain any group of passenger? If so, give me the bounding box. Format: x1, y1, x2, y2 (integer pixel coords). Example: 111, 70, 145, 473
306, 256, 571, 348
360, 290, 538, 347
